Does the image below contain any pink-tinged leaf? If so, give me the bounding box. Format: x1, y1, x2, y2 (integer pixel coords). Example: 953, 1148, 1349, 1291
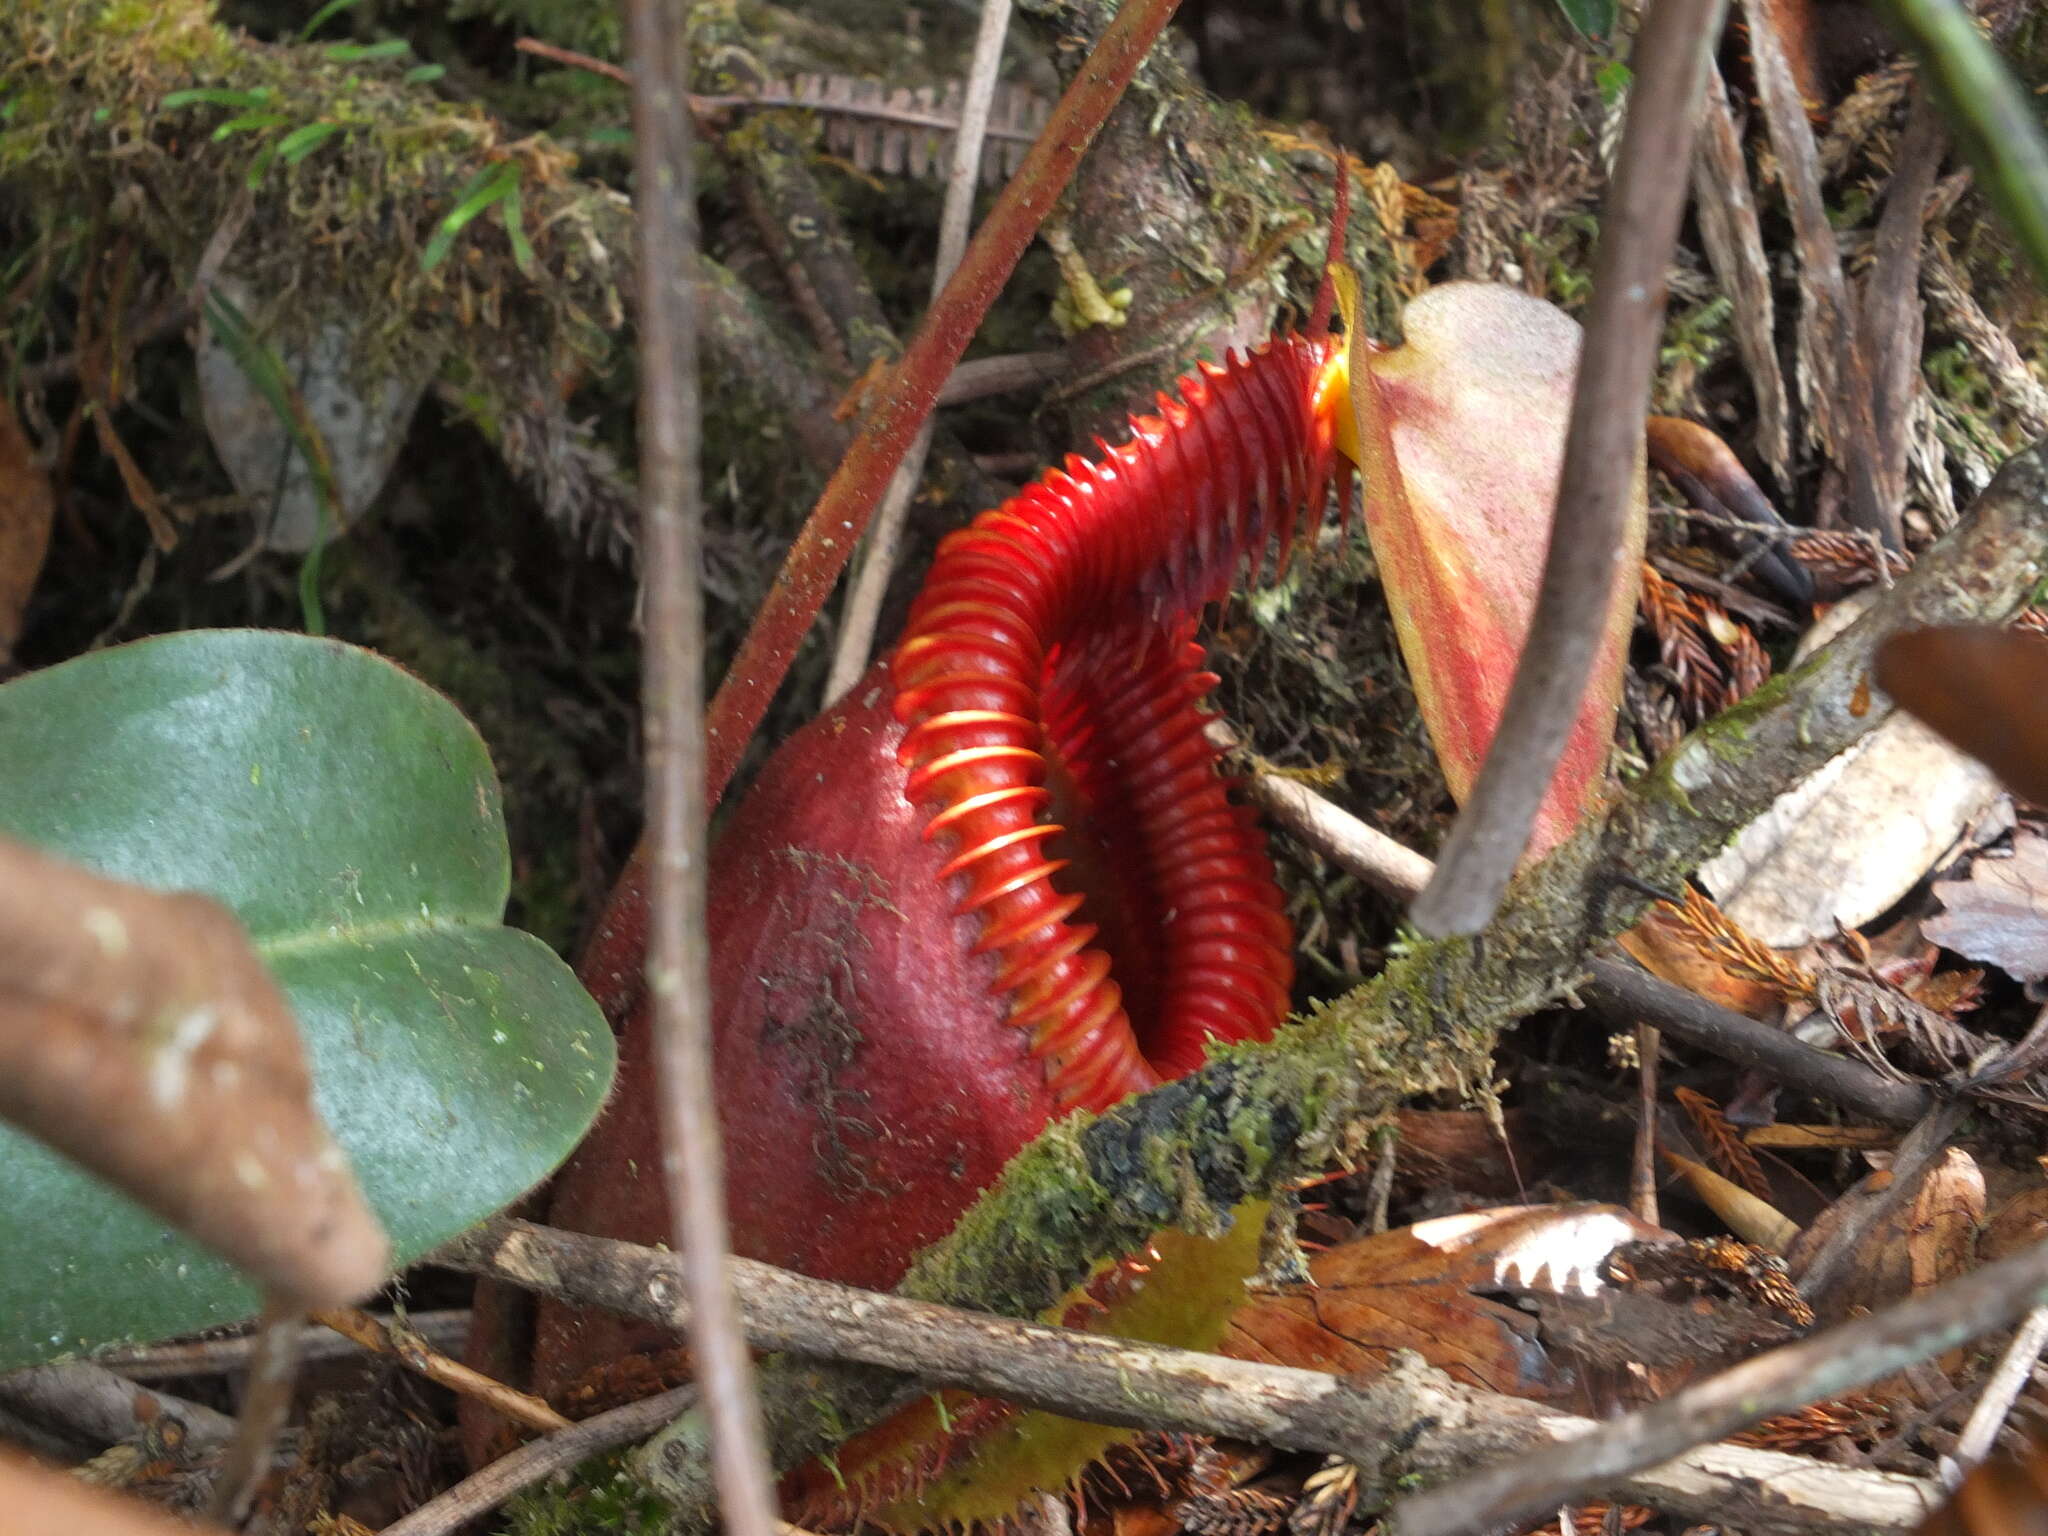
1335, 280, 1647, 859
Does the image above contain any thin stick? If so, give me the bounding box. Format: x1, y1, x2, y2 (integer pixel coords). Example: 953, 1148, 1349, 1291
376, 1386, 698, 1536
624, 4, 777, 1536
1583, 958, 1935, 1126
205, 1297, 303, 1524
306, 1308, 567, 1433
1410, 0, 1730, 936
0, 1361, 235, 1449
1632, 1023, 1661, 1227
1946, 1304, 2048, 1484
575, 0, 1189, 1029
99, 1310, 469, 1380
826, 0, 1017, 702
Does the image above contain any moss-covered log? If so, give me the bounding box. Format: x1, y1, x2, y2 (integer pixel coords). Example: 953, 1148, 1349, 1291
630, 440, 2048, 1523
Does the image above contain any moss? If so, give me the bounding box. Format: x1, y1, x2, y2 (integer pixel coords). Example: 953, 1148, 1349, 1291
502, 1453, 675, 1536
3, 0, 629, 437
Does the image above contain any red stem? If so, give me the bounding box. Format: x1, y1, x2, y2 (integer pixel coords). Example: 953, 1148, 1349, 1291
579, 0, 1188, 1022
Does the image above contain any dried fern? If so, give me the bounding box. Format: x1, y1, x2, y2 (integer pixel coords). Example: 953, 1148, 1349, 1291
704, 73, 1052, 185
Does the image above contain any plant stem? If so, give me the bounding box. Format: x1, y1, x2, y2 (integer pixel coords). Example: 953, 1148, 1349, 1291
624, 1, 777, 1532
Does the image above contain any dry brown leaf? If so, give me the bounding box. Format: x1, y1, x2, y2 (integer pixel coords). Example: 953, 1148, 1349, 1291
0, 834, 388, 1308
1787, 1148, 1985, 1317
1223, 1206, 1668, 1414
1, 1447, 231, 1536
0, 395, 53, 666
1879, 626, 2048, 808
1977, 1181, 2048, 1266
1925, 828, 2048, 986
1392, 1108, 1537, 1199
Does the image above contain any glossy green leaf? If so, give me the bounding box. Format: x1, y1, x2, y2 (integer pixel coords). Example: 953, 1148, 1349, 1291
1554, 0, 1617, 38
0, 630, 614, 1368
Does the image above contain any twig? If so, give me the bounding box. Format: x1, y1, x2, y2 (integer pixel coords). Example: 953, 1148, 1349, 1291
936, 349, 1068, 405
1946, 1304, 2048, 1485
1744, 0, 1894, 547
1863, 87, 1947, 520
99, 1310, 469, 1381
1410, 0, 1729, 936
436, 1219, 1934, 1534
1203, 720, 1433, 899
625, 2, 778, 1534
306, 1308, 566, 1433
0, 1361, 234, 1450
1690, 59, 1793, 488
1876, 0, 2048, 291
205, 1298, 302, 1525
1390, 1194, 2048, 1535
1583, 959, 1936, 1126
1633, 1023, 1661, 1226
825, 0, 1017, 702
576, 0, 1191, 1027
376, 1385, 698, 1536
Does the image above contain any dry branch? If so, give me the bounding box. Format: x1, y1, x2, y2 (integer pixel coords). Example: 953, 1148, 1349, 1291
435, 1218, 1934, 1535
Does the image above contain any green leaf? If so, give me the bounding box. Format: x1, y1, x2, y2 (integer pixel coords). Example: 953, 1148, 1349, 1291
403, 62, 447, 85
0, 630, 614, 1368
277, 120, 345, 164
299, 0, 366, 41
499, 181, 535, 274
1554, 0, 1617, 38
325, 38, 412, 62
161, 87, 273, 110
1595, 58, 1632, 106
420, 162, 519, 272
213, 110, 289, 141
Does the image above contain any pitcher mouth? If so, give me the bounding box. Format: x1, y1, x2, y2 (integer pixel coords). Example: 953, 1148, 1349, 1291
888, 335, 1341, 1111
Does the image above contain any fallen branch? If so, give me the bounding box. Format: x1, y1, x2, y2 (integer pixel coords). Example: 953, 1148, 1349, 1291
436, 1218, 1934, 1535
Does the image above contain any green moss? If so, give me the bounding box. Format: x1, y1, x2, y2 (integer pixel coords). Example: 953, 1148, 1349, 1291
502, 1454, 675, 1536
2, 0, 629, 437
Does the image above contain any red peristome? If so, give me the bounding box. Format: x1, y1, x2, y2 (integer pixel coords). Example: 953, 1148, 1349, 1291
530, 336, 1340, 1408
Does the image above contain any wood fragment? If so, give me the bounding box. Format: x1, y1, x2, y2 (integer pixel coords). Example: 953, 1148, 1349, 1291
1745, 0, 1895, 546
1691, 59, 1794, 486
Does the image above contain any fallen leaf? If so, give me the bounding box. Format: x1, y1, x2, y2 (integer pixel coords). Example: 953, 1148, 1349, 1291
1976, 1181, 2048, 1266
1787, 1147, 1985, 1318
1700, 713, 2001, 947
1223, 1205, 1668, 1411
0, 833, 389, 1309
1923, 827, 2048, 985
197, 274, 437, 551
1703, 599, 2006, 946
1878, 625, 2048, 807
